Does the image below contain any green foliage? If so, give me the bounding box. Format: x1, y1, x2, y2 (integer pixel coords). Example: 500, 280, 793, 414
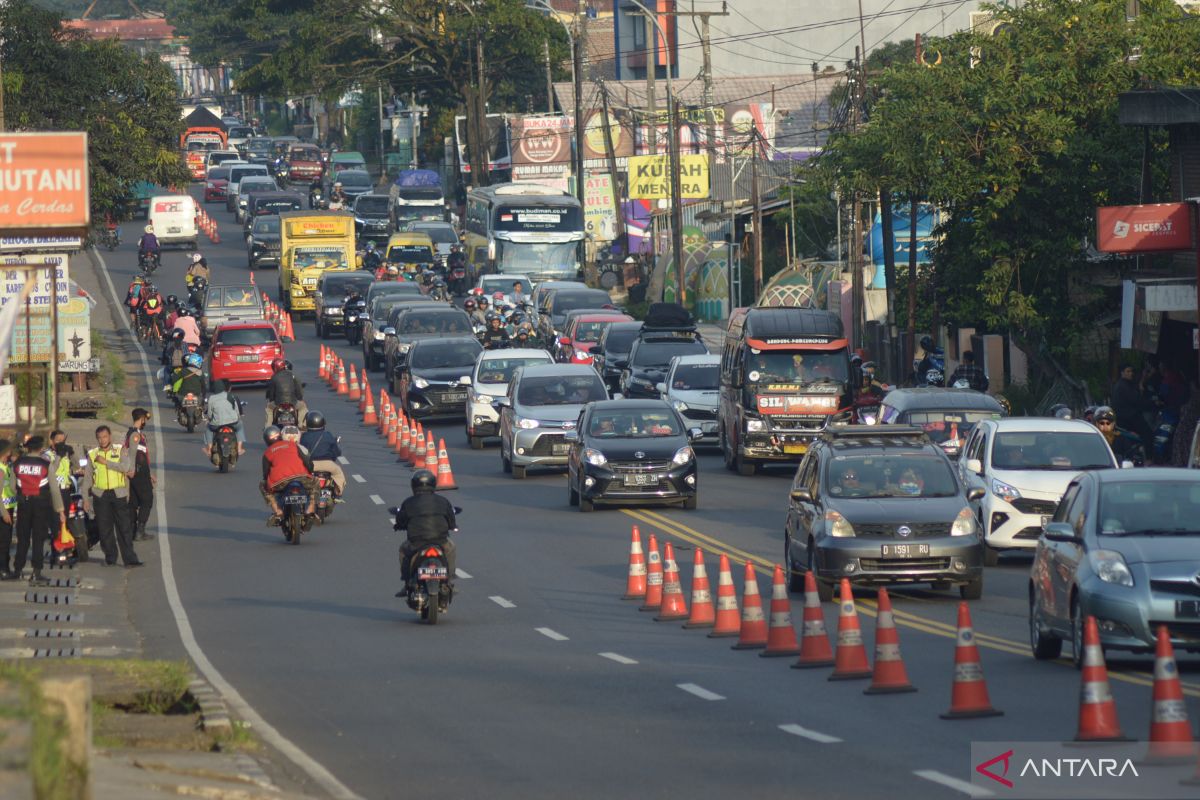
773, 175, 838, 260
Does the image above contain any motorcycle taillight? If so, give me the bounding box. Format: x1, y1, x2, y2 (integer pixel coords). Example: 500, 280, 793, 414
422, 547, 441, 557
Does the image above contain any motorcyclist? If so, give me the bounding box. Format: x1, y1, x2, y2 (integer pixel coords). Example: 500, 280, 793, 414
126, 275, 145, 326
201, 378, 246, 457
468, 298, 489, 328
139, 282, 165, 339
172, 306, 202, 348
482, 314, 509, 350
185, 253, 210, 288
299, 411, 345, 498
328, 182, 347, 209
172, 353, 206, 407
914, 335, 945, 386
393, 469, 457, 595
164, 294, 181, 329
137, 225, 160, 266
260, 426, 316, 522
857, 361, 889, 399
1092, 405, 1143, 465
463, 297, 478, 323
103, 213, 120, 247
362, 241, 382, 272
447, 245, 468, 293
265, 359, 307, 429
948, 349, 989, 392
429, 277, 449, 302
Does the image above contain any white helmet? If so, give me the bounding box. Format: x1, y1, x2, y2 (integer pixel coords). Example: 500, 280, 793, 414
191, 252, 203, 263
144, 225, 153, 234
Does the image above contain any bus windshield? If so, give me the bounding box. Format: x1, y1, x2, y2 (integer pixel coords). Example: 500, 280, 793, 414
496, 240, 577, 273
744, 350, 848, 385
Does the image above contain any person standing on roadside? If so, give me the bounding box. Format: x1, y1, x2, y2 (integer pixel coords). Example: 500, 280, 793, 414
81, 426, 142, 568
0, 441, 17, 580
8, 436, 65, 585
125, 408, 155, 541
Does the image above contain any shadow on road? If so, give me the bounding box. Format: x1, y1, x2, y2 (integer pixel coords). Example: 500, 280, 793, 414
224, 595, 398, 622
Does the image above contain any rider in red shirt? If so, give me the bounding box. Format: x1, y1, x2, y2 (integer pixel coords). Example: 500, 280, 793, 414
259, 426, 316, 520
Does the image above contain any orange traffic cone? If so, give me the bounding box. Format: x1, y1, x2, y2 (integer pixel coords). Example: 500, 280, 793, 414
682, 548, 715, 629
759, 565, 801, 657
863, 588, 915, 693
348, 365, 361, 402
707, 554, 740, 638
654, 542, 689, 621
1074, 616, 1127, 741
325, 350, 336, 388
211, 221, 220, 244
362, 387, 378, 426
425, 436, 438, 472
435, 439, 458, 490
791, 571, 835, 669
621, 525, 647, 600
940, 602, 1003, 719
378, 391, 390, 434
359, 376, 370, 415
638, 534, 663, 612
828, 579, 872, 681
1147, 625, 1194, 762
280, 312, 293, 342
412, 428, 427, 469
336, 360, 349, 395
731, 561, 768, 649
318, 345, 327, 380
394, 414, 409, 457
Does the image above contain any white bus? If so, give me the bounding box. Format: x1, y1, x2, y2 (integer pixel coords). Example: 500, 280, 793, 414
463, 183, 583, 283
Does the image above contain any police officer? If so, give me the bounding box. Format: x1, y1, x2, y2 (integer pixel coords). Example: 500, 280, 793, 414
0, 440, 17, 579
126, 408, 155, 541
9, 436, 65, 584
80, 426, 142, 568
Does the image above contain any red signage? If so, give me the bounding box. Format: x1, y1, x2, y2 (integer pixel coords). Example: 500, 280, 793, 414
1096, 203, 1194, 253
0, 132, 90, 231
755, 394, 840, 416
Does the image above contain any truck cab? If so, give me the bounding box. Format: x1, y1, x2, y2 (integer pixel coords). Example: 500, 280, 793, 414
277, 212, 357, 314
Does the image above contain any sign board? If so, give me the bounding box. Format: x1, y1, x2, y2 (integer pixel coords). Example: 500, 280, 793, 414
0, 235, 82, 252
0, 254, 70, 309
584, 173, 618, 242
0, 132, 90, 231
9, 296, 89, 364
1145, 282, 1197, 312
627, 154, 710, 200
1096, 203, 1194, 253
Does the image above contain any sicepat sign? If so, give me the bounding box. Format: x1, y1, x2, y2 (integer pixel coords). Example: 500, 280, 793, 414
1096, 202, 1193, 253
0, 133, 90, 231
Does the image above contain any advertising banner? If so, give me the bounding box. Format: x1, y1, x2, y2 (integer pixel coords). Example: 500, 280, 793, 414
627, 154, 710, 199
511, 115, 572, 180
0, 254, 70, 309
581, 109, 634, 162
9, 295, 90, 364
0, 235, 82, 252
0, 132, 90, 231
584, 173, 618, 241
1096, 203, 1194, 253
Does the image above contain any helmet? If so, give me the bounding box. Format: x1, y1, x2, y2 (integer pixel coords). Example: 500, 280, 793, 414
283, 360, 294, 371
304, 410, 326, 430
1049, 403, 1073, 420
185, 353, 203, 370
493, 291, 505, 301
1093, 405, 1116, 424
144, 282, 156, 293
334, 181, 342, 188
271, 358, 287, 373
477, 296, 489, 307
471, 287, 483, 296
192, 252, 203, 263
177, 306, 190, 317
849, 353, 863, 366
263, 425, 282, 444
166, 294, 178, 305
920, 335, 934, 352
387, 265, 399, 276
171, 328, 184, 341
486, 311, 500, 323
281, 425, 301, 441
411, 469, 437, 493
1082, 405, 1098, 422
132, 275, 144, 284
366, 241, 376, 251
994, 394, 1013, 415
144, 225, 153, 234
952, 378, 971, 389
464, 298, 477, 310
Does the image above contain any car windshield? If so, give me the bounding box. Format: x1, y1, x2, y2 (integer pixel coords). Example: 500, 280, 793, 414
229, 126, 253, 138
252, 218, 280, 235
413, 225, 458, 244
356, 196, 389, 214
517, 374, 607, 406
219, 288, 258, 307
209, 153, 240, 166
323, 277, 372, 299
241, 179, 274, 192
477, 357, 550, 385
217, 327, 275, 346
399, 313, 470, 334
482, 277, 532, 296
991, 432, 1113, 470
1099, 481, 1200, 536
411, 341, 482, 369
496, 241, 577, 272
573, 320, 615, 343
603, 327, 641, 353
553, 291, 611, 315
387, 245, 434, 263
632, 339, 708, 368
589, 409, 681, 438
256, 199, 301, 215
246, 140, 272, 154
826, 455, 959, 499
907, 411, 999, 446
208, 167, 231, 181
745, 350, 848, 385
294, 249, 346, 270
338, 172, 372, 188
672, 364, 719, 390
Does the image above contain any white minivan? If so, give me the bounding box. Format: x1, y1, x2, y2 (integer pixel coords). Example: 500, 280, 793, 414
149, 194, 199, 249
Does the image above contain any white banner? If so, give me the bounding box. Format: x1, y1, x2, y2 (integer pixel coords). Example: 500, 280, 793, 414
0, 253, 70, 309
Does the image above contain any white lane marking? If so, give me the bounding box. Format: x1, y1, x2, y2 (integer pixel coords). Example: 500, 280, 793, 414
369, 494, 384, 505
337, 456, 349, 465
598, 652, 638, 665
351, 474, 366, 483
778, 724, 842, 744
535, 627, 569, 641
92, 250, 364, 800
489, 596, 516, 608
676, 683, 725, 701
455, 568, 472, 579
913, 770, 994, 798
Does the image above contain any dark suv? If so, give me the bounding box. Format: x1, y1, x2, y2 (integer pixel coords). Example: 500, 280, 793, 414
383, 305, 473, 393
783, 424, 985, 601
618, 329, 708, 399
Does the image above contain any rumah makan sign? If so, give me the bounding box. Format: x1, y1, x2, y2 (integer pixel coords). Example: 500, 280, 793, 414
1095, 202, 1194, 253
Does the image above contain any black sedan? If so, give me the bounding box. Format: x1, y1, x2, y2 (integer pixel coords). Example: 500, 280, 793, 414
566, 399, 703, 512
396, 336, 482, 420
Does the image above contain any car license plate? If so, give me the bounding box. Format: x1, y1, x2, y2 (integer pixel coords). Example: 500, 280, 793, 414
418, 566, 448, 580
551, 443, 571, 455
168, 226, 181, 233
624, 473, 658, 487
445, 392, 467, 403
881, 543, 930, 558
783, 443, 808, 455
1177, 600, 1200, 619
236, 354, 258, 363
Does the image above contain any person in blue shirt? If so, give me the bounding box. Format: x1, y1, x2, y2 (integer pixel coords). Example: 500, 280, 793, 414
299, 411, 344, 497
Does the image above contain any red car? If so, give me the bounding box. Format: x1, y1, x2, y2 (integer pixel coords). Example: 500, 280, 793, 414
208, 321, 283, 384
204, 166, 232, 203
557, 312, 634, 365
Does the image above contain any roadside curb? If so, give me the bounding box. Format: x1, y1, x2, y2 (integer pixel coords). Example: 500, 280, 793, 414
189, 676, 233, 732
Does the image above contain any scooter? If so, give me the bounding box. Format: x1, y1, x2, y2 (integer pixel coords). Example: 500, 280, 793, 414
210, 424, 240, 472
188, 277, 208, 311
448, 265, 468, 296
391, 505, 462, 625
177, 393, 202, 433
272, 402, 299, 428
49, 491, 91, 568
276, 480, 313, 544
343, 298, 366, 345
313, 470, 335, 523
138, 250, 160, 274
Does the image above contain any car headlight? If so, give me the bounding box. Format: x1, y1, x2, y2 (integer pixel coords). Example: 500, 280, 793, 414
584, 448, 607, 467
206, 181, 215, 188
991, 478, 1021, 503
374, 331, 386, 340
951, 507, 978, 536
291, 287, 305, 297
825, 510, 855, 537
746, 419, 766, 432
324, 306, 341, 315
517, 418, 539, 430
672, 446, 694, 466
1089, 549, 1133, 587
673, 400, 689, 412
398, 343, 412, 353
412, 376, 430, 389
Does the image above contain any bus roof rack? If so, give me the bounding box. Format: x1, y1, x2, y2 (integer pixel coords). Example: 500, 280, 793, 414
820, 423, 931, 444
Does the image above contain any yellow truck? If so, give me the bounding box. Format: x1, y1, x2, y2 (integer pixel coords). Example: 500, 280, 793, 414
278, 212, 357, 314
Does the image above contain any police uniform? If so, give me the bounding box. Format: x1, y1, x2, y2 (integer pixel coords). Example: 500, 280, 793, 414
125, 427, 154, 539
81, 442, 139, 566
0, 460, 16, 576
12, 451, 64, 578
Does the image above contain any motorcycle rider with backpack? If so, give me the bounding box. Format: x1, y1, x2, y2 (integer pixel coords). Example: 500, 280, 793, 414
393, 469, 457, 596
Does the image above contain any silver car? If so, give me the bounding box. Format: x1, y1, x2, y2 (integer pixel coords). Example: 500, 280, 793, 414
496, 363, 609, 479
657, 354, 720, 447
465, 348, 554, 449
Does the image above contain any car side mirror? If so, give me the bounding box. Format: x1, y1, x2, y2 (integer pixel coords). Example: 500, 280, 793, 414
459, 376, 472, 385
688, 427, 704, 442
452, 506, 463, 515
589, 345, 602, 355
789, 488, 813, 504
563, 430, 579, 442
612, 359, 628, 370
964, 458, 983, 476
656, 382, 667, 394
1121, 460, 1135, 469
492, 396, 511, 409
1042, 522, 1081, 544
966, 487, 985, 502
382, 326, 396, 336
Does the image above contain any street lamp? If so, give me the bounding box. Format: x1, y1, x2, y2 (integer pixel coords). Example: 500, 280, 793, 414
524, 0, 576, 99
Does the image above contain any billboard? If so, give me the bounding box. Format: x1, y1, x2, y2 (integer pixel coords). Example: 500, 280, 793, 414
0, 133, 90, 231
584, 173, 618, 241
627, 154, 709, 199
1096, 203, 1194, 253
511, 115, 572, 180
581, 109, 634, 162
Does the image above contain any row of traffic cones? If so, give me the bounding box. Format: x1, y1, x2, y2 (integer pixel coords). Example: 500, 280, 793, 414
261, 298, 295, 343
197, 208, 221, 244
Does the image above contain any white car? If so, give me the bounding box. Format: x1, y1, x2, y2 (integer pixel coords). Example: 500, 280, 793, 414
958, 418, 1120, 565
464, 348, 553, 449
657, 354, 720, 446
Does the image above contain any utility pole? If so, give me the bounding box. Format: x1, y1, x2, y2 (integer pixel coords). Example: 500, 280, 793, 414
849, 47, 864, 351
907, 33, 922, 374
544, 39, 554, 114
598, 82, 627, 250
687, 3, 729, 167
669, 97, 685, 304
475, 36, 490, 186
573, 6, 585, 210
751, 129, 763, 301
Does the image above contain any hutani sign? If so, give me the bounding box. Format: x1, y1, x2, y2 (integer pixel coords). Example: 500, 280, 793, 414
0, 133, 90, 231
627, 154, 709, 200
1096, 203, 1194, 253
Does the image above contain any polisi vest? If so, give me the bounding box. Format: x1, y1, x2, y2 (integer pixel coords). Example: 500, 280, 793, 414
87, 445, 128, 491
0, 462, 16, 509
14, 455, 52, 499
53, 452, 72, 490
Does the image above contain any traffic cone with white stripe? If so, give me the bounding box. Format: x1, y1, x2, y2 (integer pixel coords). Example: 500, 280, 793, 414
653, 542, 689, 622
621, 526, 647, 600
359, 375, 371, 414
1147, 625, 1194, 763
412, 427, 428, 469
828, 579, 872, 680
435, 439, 458, 490
362, 388, 378, 426
379, 391, 391, 434
318, 345, 327, 380
863, 588, 915, 693
395, 414, 410, 457
791, 571, 835, 669
336, 359, 349, 395
638, 534, 663, 612
280, 312, 293, 342
1074, 616, 1126, 741
347, 365, 361, 402
424, 435, 438, 472
940, 602, 1003, 719
731, 561, 768, 649
682, 548, 715, 629
758, 565, 801, 657
707, 554, 741, 638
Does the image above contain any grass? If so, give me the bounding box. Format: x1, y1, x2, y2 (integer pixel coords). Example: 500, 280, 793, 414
0, 662, 87, 800
77, 659, 194, 714
211, 720, 260, 753
90, 331, 127, 423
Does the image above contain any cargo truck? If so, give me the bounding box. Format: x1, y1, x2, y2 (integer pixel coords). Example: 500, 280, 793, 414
277, 212, 356, 314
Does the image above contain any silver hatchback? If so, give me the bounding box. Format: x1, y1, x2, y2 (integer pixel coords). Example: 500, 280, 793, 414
496, 363, 608, 479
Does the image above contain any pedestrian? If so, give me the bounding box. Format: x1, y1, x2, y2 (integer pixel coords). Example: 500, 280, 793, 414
949, 350, 989, 392
1110, 362, 1157, 452
80, 426, 141, 568
8, 436, 65, 585
49, 429, 73, 461
0, 440, 16, 579
125, 408, 155, 541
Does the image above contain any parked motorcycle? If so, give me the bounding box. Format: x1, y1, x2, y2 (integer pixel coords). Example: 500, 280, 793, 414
210, 424, 240, 472
49, 492, 90, 568
277, 479, 313, 544
177, 392, 202, 433
313, 470, 335, 523
391, 505, 462, 625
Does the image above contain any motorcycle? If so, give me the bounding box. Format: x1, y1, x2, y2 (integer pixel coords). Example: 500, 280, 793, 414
276, 479, 313, 544
448, 266, 468, 296
188, 277, 208, 311
272, 402, 299, 428
100, 227, 119, 251
343, 299, 366, 345
138, 250, 160, 274
391, 505, 462, 625
177, 392, 202, 433
853, 399, 882, 425
49, 491, 91, 568
313, 470, 335, 523
914, 347, 946, 387
210, 424, 240, 472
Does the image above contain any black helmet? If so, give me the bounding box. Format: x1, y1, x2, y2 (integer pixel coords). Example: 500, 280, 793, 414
166, 294, 178, 305
305, 410, 326, 430
920, 335, 934, 351
464, 298, 477, 310
283, 360, 294, 371
1049, 403, 1073, 420
1093, 405, 1116, 424
171, 328, 185, 341
411, 469, 437, 493
263, 425, 282, 444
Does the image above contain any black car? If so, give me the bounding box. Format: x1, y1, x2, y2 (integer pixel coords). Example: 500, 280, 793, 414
538, 288, 615, 342
313, 270, 374, 339
618, 330, 708, 399
354, 193, 392, 244
246, 215, 281, 270
396, 336, 483, 419
359, 283, 425, 368
783, 424, 986, 601
591, 321, 643, 392
383, 305, 474, 393
242, 191, 304, 236
243, 137, 275, 166
566, 399, 703, 512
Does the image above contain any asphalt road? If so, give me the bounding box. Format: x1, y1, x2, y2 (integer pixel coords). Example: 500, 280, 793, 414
104, 196, 1200, 800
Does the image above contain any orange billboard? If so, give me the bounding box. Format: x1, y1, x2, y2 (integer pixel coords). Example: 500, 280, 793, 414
0, 132, 90, 231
